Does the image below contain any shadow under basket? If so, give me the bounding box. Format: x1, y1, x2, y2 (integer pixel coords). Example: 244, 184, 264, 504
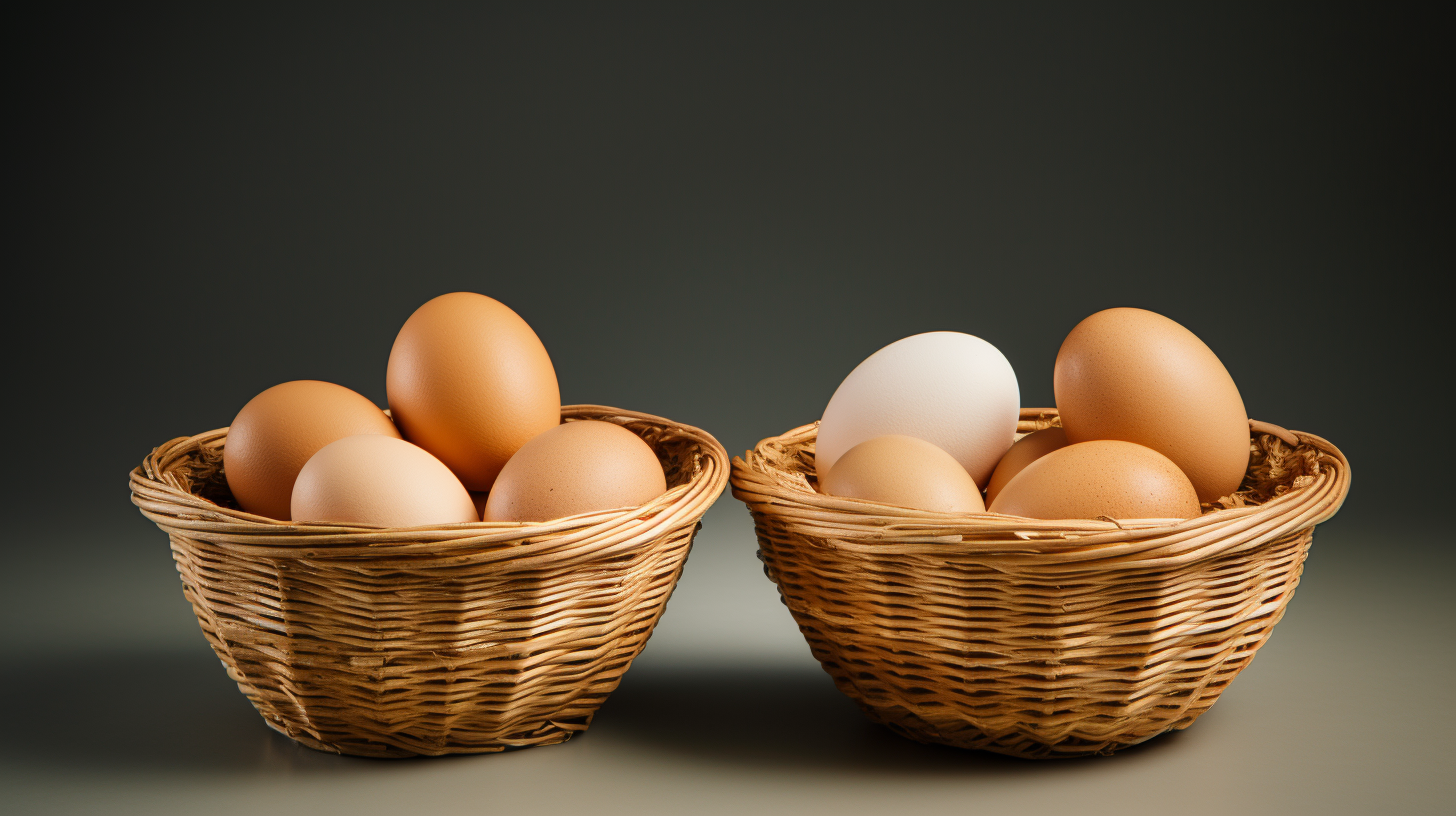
130, 405, 728, 758
731, 409, 1350, 759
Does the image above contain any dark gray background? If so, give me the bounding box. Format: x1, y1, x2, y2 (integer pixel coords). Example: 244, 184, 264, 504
7, 4, 1452, 815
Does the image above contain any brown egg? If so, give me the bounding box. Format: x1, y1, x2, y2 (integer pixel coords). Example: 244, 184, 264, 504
387, 292, 560, 492
482, 420, 667, 523
223, 380, 401, 520
989, 440, 1200, 520
291, 435, 478, 527
1054, 308, 1250, 503
820, 434, 985, 514
984, 427, 1070, 507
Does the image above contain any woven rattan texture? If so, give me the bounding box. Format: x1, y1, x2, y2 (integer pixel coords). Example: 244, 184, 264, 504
731, 408, 1349, 759
131, 405, 728, 758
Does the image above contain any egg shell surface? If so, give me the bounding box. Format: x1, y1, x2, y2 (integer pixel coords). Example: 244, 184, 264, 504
482, 420, 667, 523
820, 434, 985, 514
815, 332, 1020, 488
223, 380, 401, 521
291, 434, 478, 527
988, 439, 1201, 521
387, 292, 561, 492
1054, 307, 1249, 503
984, 427, 1071, 507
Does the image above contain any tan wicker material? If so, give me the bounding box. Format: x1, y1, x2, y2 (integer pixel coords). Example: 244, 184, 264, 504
131, 405, 727, 758
732, 408, 1350, 759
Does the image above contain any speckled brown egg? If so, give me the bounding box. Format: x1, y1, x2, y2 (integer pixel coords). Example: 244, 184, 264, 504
223, 380, 401, 520
820, 434, 985, 514
387, 292, 560, 492
482, 420, 666, 523
988, 440, 1200, 520
984, 427, 1070, 507
1054, 308, 1250, 503
291, 434, 478, 527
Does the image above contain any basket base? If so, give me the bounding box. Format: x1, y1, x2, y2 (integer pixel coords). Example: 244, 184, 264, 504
867, 708, 1179, 760
261, 712, 591, 759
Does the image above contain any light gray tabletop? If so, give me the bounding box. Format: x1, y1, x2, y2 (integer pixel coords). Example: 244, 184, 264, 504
3, 507, 1450, 816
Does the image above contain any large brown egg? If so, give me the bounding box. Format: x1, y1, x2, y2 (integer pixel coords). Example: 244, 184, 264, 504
482, 420, 667, 523
387, 292, 560, 492
984, 427, 1069, 507
1054, 308, 1250, 503
988, 440, 1200, 520
223, 380, 401, 520
291, 435, 478, 527
820, 434, 985, 514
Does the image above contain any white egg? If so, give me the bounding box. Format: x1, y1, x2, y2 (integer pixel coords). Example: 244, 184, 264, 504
816, 332, 1020, 488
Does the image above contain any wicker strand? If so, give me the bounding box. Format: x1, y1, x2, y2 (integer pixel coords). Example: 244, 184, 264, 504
131, 405, 728, 758
730, 408, 1349, 758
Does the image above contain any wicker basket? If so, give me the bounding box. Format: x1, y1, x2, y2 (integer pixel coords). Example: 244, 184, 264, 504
731, 408, 1350, 759
131, 405, 727, 758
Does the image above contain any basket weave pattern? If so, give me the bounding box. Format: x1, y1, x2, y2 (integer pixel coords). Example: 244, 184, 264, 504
132, 405, 727, 758
732, 409, 1349, 759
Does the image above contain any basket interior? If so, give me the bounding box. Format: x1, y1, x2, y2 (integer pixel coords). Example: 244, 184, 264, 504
759, 414, 1328, 516
166, 410, 707, 518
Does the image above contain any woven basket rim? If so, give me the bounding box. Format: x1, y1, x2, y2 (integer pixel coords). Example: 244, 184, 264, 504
730, 407, 1350, 567
131, 403, 729, 561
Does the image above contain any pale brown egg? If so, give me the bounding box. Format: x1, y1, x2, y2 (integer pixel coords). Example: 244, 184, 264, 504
291, 435, 478, 527
984, 427, 1070, 507
820, 434, 985, 514
482, 420, 667, 523
223, 380, 401, 520
988, 440, 1200, 520
387, 292, 560, 492
1054, 308, 1250, 503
